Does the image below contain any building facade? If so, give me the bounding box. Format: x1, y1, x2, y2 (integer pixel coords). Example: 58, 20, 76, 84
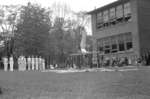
88, 0, 150, 66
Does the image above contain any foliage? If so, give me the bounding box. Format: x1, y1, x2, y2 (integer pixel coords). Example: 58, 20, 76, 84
14, 3, 51, 57
0, 2, 92, 65
0, 5, 20, 56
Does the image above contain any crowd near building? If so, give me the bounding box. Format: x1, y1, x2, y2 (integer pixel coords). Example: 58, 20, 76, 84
88, 0, 150, 66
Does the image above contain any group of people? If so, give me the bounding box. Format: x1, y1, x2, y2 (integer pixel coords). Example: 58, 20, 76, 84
2, 56, 46, 71
98, 56, 132, 67
99, 54, 150, 67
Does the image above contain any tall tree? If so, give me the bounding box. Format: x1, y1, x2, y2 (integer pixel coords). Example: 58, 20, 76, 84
0, 5, 21, 56
14, 3, 51, 57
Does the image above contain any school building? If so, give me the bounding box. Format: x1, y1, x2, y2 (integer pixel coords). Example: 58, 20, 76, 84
88, 0, 150, 65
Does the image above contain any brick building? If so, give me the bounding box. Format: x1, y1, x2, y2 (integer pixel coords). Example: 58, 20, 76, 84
88, 0, 150, 66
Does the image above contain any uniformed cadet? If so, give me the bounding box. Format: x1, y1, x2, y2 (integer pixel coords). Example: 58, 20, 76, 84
3, 56, 8, 71
38, 56, 41, 70
18, 56, 26, 71
23, 56, 27, 71
31, 56, 35, 70
18, 56, 21, 71
35, 56, 39, 70
39, 57, 42, 70
27, 56, 31, 70
42, 58, 45, 71
9, 56, 14, 71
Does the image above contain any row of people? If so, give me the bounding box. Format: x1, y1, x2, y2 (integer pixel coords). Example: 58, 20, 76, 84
3, 56, 14, 71
2, 56, 46, 71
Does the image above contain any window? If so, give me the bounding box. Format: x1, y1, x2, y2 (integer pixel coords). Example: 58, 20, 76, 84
124, 2, 131, 17
96, 12, 103, 28
99, 47, 104, 52
103, 10, 109, 22
97, 39, 105, 53
125, 32, 133, 50
110, 8, 116, 20
104, 44, 110, 54
104, 39, 111, 54
116, 5, 123, 22
118, 35, 125, 51
97, 39, 104, 53
119, 43, 125, 51
105, 49, 110, 54
111, 38, 118, 53
103, 10, 109, 27
124, 2, 132, 21
126, 42, 132, 50
109, 8, 116, 25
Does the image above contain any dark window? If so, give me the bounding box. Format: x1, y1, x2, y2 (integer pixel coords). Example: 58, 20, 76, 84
99, 47, 103, 52
126, 42, 132, 50
105, 49, 110, 54
104, 44, 110, 54
96, 12, 103, 29
112, 44, 117, 49
112, 50, 118, 53
111, 44, 118, 53
105, 45, 110, 49
119, 43, 125, 51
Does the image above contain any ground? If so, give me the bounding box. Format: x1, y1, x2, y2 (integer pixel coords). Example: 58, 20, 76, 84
0, 66, 150, 99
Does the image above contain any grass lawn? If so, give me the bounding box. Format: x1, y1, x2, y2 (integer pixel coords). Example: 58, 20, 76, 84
0, 67, 150, 99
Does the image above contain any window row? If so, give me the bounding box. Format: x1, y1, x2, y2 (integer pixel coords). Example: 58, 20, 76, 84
97, 32, 133, 54
96, 2, 131, 29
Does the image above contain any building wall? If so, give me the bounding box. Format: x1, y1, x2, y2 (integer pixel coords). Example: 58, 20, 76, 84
90, 0, 142, 65
138, 0, 150, 55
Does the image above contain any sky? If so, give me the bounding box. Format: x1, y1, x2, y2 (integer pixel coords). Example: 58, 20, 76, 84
0, 0, 117, 35
0, 0, 117, 12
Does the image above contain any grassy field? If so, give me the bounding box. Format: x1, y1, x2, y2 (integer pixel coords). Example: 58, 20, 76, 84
0, 67, 150, 99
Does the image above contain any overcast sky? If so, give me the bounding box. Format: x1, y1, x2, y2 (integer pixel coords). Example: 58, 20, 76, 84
0, 0, 117, 12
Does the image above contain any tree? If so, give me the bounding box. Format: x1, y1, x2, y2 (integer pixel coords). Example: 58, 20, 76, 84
14, 2, 51, 57
0, 5, 21, 57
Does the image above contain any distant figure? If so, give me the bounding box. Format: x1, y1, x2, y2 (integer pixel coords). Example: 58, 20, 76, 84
3, 56, 8, 71
124, 57, 129, 66
42, 58, 45, 71
18, 56, 26, 71
23, 56, 27, 71
137, 57, 142, 66
18, 56, 21, 71
50, 64, 54, 69
39, 57, 42, 70
38, 56, 41, 70
35, 56, 39, 70
9, 56, 14, 71
31, 56, 35, 70
128, 58, 132, 65
27, 56, 31, 70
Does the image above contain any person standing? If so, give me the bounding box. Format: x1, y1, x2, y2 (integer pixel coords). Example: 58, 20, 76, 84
9, 56, 14, 71
39, 56, 42, 71
18, 56, 26, 71
31, 56, 35, 70
23, 56, 27, 71
38, 56, 41, 70
42, 58, 45, 71
27, 56, 31, 70
18, 56, 21, 71
35, 56, 39, 70
3, 56, 8, 71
